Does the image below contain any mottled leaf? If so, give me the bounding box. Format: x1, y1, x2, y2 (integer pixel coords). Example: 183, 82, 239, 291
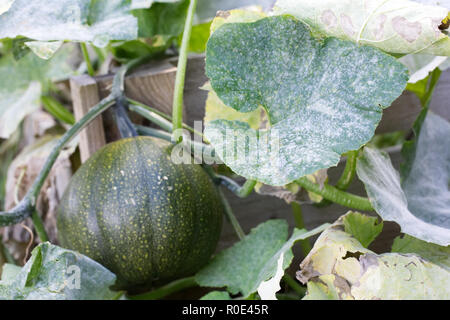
356, 112, 450, 246
205, 15, 408, 186
343, 211, 383, 248
392, 234, 450, 270
0, 45, 75, 138
274, 0, 450, 56
0, 0, 138, 48
195, 219, 327, 298
0, 83, 41, 139
299, 212, 450, 300
0, 242, 119, 300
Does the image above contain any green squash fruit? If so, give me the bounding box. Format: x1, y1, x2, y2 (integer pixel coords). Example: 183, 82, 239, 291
57, 136, 224, 291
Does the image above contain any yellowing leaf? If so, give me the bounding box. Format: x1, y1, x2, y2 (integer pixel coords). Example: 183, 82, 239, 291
299, 212, 450, 300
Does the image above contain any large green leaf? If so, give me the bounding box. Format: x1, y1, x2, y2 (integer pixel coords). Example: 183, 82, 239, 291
195, 219, 328, 298
299, 212, 450, 300
356, 113, 450, 246
0, 45, 76, 139
274, 0, 450, 56
0, 0, 138, 48
0, 242, 119, 300
204, 15, 408, 186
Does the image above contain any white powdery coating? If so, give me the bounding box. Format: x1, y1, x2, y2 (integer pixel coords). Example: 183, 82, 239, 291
205, 16, 407, 186
357, 135, 450, 246
0, 0, 137, 47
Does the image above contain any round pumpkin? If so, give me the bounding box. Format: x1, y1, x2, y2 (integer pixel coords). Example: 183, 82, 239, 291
57, 136, 224, 291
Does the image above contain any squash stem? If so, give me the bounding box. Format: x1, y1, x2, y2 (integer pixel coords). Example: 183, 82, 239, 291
80, 43, 95, 77
136, 125, 217, 163
215, 176, 256, 198
218, 188, 245, 241
113, 97, 138, 138
295, 177, 373, 211
335, 150, 358, 190
290, 202, 312, 256
422, 68, 442, 108
128, 276, 197, 300
129, 104, 174, 132
31, 210, 49, 243
172, 0, 198, 142
128, 98, 205, 139
283, 274, 306, 297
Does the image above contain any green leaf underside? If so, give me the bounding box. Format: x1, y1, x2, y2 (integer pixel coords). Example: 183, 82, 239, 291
274, 0, 450, 56
0, 243, 118, 300
299, 212, 450, 300
392, 234, 450, 270
343, 211, 383, 248
204, 15, 408, 186
195, 219, 328, 298
0, 0, 138, 47
356, 112, 450, 246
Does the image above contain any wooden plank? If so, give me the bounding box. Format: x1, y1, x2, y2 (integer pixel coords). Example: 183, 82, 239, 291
70, 75, 106, 163
95, 60, 180, 142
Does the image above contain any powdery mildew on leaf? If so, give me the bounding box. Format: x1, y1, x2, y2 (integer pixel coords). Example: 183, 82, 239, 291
0, 243, 118, 300
356, 113, 450, 246
0, 0, 138, 47
274, 0, 450, 56
205, 15, 408, 186
0, 45, 76, 139
299, 212, 450, 300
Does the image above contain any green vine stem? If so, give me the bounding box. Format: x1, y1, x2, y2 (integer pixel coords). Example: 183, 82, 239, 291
422, 68, 442, 108
214, 176, 256, 198
295, 177, 374, 211
282, 274, 306, 297
31, 210, 49, 243
80, 43, 94, 77
335, 150, 358, 191
128, 98, 205, 139
218, 188, 245, 240
172, 0, 197, 141
113, 97, 138, 138
128, 276, 197, 300
136, 125, 217, 164
130, 104, 173, 132
290, 202, 312, 256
